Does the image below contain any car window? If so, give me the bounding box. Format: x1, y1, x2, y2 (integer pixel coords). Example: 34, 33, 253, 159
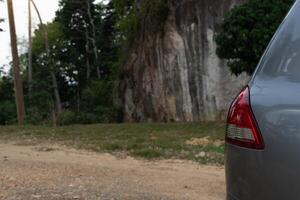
256, 1, 300, 80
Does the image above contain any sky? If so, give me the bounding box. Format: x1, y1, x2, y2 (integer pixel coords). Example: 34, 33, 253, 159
0, 0, 60, 69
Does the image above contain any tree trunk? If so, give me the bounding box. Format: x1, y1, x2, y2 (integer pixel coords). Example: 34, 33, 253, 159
77, 80, 80, 112
85, 29, 91, 81
86, 0, 101, 78
51, 98, 57, 127
31, 0, 62, 117
7, 0, 26, 125
28, 0, 33, 97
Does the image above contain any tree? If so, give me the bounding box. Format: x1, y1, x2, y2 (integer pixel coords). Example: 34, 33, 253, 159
7, 0, 26, 124
29, 22, 77, 124
28, 0, 33, 97
31, 0, 63, 124
56, 0, 101, 81
9, 0, 123, 125
55, 0, 120, 115
216, 0, 294, 75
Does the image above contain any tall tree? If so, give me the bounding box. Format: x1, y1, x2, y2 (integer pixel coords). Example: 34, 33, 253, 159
56, 0, 101, 82
7, 0, 26, 124
31, 0, 62, 123
216, 0, 294, 75
86, 0, 100, 78
30, 22, 79, 123
12, 0, 122, 124
28, 0, 33, 96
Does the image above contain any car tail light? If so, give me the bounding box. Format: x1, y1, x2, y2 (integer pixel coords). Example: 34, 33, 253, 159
226, 86, 264, 149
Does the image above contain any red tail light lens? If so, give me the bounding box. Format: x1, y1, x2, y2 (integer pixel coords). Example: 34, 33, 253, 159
226, 86, 264, 149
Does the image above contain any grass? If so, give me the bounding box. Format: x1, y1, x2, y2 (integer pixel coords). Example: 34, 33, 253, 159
0, 122, 225, 165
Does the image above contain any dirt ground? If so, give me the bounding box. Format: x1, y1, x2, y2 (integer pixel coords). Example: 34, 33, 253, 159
0, 142, 225, 200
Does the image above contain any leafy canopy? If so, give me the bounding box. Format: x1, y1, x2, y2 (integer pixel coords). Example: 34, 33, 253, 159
216, 0, 294, 75
112, 0, 169, 46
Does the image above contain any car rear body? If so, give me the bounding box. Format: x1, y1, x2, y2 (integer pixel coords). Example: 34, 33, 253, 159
226, 1, 300, 199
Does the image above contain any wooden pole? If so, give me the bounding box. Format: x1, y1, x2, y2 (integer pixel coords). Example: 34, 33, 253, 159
7, 0, 26, 124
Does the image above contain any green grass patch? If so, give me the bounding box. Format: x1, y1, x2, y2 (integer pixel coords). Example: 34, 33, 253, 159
0, 122, 225, 165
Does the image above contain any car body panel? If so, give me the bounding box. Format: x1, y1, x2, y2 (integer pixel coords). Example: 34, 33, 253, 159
226, 1, 300, 199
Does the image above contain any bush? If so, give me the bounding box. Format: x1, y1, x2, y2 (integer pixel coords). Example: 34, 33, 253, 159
25, 90, 53, 124
58, 110, 77, 125
81, 79, 122, 123
75, 113, 100, 124
58, 110, 121, 126
94, 105, 122, 123
0, 101, 16, 125
26, 107, 51, 125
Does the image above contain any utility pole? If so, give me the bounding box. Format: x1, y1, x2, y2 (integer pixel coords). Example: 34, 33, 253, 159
28, 0, 33, 97
7, 0, 26, 124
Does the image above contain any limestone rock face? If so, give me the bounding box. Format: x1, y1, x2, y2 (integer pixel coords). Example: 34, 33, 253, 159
119, 0, 249, 122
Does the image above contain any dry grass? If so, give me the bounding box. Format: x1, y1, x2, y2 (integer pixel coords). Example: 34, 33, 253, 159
0, 122, 225, 165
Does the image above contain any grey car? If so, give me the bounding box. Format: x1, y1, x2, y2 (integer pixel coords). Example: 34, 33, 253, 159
225, 1, 300, 200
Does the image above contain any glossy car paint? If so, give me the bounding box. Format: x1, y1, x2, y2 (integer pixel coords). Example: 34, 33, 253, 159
226, 1, 300, 200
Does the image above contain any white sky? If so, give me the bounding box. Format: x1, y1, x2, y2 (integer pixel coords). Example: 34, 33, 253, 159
0, 0, 60, 68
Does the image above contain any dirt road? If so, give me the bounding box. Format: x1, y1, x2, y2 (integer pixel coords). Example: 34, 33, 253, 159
0, 142, 225, 200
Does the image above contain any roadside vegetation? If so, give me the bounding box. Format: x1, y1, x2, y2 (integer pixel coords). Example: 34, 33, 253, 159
0, 122, 225, 165
3, 0, 292, 166
0, 0, 173, 126
216, 0, 293, 75
1, 0, 294, 126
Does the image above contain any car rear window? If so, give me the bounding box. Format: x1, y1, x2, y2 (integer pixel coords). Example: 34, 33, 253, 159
255, 1, 300, 79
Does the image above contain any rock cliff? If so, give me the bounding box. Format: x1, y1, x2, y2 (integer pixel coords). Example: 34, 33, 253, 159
119, 0, 249, 122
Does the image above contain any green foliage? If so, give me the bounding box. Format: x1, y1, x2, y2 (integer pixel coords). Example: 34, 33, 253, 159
32, 22, 64, 53
18, 1, 121, 125
75, 113, 99, 124
0, 122, 225, 165
112, 0, 136, 45
216, 0, 294, 75
116, 12, 137, 45
58, 110, 77, 125
1, 0, 170, 126
113, 0, 169, 45
26, 22, 66, 124
81, 79, 122, 123
25, 90, 53, 124
0, 77, 16, 125
57, 106, 120, 126
0, 101, 16, 125
55, 0, 104, 79
140, 0, 169, 32
112, 0, 134, 15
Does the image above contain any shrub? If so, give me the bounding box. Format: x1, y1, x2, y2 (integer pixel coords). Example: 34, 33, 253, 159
58, 110, 77, 125
75, 113, 100, 124
0, 101, 16, 125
